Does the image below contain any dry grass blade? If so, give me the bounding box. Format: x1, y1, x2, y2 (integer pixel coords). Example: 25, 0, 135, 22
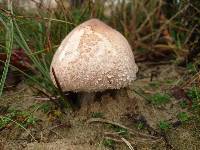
136, 0, 162, 34
52, 67, 74, 109
138, 4, 190, 43
87, 118, 159, 139
104, 134, 162, 146
0, 8, 75, 25
121, 137, 135, 150
184, 24, 198, 45
0, 116, 37, 142
181, 71, 200, 88
51, 67, 63, 94
153, 4, 190, 43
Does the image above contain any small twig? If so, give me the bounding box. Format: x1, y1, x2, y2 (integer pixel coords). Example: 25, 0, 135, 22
121, 137, 135, 150
104, 136, 124, 143
32, 86, 61, 108
184, 24, 198, 45
34, 97, 56, 101
104, 135, 162, 145
181, 71, 200, 88
49, 129, 65, 139
136, 0, 162, 34
153, 4, 190, 43
139, 4, 189, 43
87, 118, 159, 139
190, 4, 200, 14
104, 131, 162, 144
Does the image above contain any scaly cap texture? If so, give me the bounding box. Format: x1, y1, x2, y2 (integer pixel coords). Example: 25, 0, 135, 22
50, 19, 138, 92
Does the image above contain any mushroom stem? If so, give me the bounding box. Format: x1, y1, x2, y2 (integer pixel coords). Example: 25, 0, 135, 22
95, 89, 118, 101
66, 91, 81, 109
66, 92, 96, 110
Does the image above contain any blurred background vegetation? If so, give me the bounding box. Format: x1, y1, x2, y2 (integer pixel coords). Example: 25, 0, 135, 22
0, 0, 199, 97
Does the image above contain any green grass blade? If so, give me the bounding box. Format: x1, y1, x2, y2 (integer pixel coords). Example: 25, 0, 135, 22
13, 20, 52, 82
0, 2, 14, 96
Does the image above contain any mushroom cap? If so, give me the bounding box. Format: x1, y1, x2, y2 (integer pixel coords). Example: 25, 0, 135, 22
50, 18, 138, 92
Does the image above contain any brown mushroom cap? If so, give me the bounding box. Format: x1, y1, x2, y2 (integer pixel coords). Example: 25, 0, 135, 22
50, 18, 138, 92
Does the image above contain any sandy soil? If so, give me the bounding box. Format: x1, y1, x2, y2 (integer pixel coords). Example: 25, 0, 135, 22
0, 63, 200, 150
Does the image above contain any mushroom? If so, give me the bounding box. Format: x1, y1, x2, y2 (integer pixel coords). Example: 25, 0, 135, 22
50, 18, 138, 107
